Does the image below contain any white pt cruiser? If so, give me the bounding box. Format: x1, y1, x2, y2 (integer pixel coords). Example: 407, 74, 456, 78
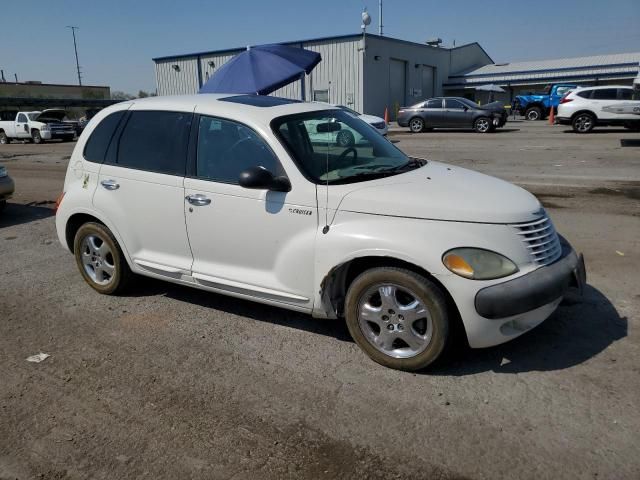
56, 95, 586, 371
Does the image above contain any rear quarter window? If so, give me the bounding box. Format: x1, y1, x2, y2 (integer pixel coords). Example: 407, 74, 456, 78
576, 90, 592, 99
83, 111, 126, 163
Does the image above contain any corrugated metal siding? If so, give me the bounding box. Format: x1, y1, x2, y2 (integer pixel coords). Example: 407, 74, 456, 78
155, 57, 200, 95
154, 38, 363, 111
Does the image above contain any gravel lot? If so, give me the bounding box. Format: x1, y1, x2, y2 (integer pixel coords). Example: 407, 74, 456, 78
1, 121, 639, 479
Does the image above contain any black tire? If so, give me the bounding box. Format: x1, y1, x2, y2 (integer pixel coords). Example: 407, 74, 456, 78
409, 117, 425, 133
336, 130, 355, 148
0, 200, 6, 212
0, 132, 8, 144
31, 130, 43, 144
572, 112, 595, 134
344, 267, 450, 371
524, 106, 542, 121
474, 116, 492, 133
73, 222, 132, 295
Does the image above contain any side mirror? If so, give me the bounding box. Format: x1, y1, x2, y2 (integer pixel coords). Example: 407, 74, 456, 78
316, 122, 342, 133
239, 166, 291, 192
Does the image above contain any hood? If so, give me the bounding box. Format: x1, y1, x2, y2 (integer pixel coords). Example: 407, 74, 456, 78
34, 109, 67, 122
359, 113, 385, 124
335, 161, 542, 224
477, 101, 505, 112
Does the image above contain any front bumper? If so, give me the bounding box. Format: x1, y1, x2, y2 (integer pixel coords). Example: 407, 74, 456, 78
475, 241, 585, 319
452, 238, 586, 348
0, 175, 15, 200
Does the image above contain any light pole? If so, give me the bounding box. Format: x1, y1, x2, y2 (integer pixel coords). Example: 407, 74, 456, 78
67, 26, 82, 86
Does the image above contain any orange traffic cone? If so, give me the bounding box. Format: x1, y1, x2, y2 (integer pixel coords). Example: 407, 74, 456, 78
384, 107, 389, 124
549, 105, 555, 125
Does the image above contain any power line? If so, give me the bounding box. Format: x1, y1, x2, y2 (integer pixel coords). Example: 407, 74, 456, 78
67, 26, 82, 86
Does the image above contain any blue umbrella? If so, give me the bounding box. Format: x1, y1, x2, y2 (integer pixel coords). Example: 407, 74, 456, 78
199, 44, 321, 96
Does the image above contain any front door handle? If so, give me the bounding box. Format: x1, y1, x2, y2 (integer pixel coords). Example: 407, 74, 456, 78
100, 179, 120, 190
185, 194, 211, 206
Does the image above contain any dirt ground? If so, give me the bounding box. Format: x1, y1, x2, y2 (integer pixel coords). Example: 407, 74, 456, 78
1, 121, 639, 479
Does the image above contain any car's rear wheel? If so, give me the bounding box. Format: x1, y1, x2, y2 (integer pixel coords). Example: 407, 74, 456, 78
409, 117, 425, 133
336, 130, 355, 148
524, 106, 542, 121
0, 132, 8, 144
74, 222, 132, 295
572, 113, 595, 133
31, 130, 43, 144
344, 267, 449, 371
474, 116, 492, 133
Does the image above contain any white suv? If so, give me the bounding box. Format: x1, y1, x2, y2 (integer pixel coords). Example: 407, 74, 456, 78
557, 85, 640, 133
55, 94, 585, 371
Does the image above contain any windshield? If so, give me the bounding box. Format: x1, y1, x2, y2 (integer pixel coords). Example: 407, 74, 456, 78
273, 110, 416, 185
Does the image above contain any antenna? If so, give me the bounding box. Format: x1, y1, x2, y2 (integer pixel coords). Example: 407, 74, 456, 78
67, 26, 82, 86
378, 0, 383, 36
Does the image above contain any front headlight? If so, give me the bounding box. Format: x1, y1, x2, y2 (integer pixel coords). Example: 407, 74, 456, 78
40, 124, 50, 131
0, 166, 7, 178
442, 248, 518, 280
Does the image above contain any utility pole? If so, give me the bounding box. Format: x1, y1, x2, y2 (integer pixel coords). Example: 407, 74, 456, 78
378, 0, 383, 36
67, 26, 82, 86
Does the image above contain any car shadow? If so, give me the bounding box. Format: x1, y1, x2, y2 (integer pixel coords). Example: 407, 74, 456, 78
428, 284, 626, 376
561, 129, 634, 134
125, 277, 624, 373
620, 139, 640, 147
123, 277, 354, 342
0, 202, 55, 228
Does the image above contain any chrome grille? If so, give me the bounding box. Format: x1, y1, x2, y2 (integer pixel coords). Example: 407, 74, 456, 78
513, 215, 562, 266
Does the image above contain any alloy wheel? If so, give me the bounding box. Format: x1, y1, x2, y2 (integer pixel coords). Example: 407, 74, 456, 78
357, 283, 433, 359
574, 114, 593, 133
80, 234, 116, 286
409, 118, 424, 133
475, 118, 490, 133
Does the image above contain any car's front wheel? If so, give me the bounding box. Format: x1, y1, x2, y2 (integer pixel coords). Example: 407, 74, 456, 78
409, 117, 425, 133
474, 116, 492, 133
73, 222, 132, 295
524, 106, 542, 121
344, 267, 449, 371
572, 113, 595, 133
31, 130, 43, 144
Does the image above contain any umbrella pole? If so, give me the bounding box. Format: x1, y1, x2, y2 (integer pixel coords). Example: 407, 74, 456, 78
300, 73, 306, 101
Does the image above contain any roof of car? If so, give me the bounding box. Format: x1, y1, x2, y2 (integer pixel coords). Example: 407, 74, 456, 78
573, 85, 632, 90
123, 94, 339, 121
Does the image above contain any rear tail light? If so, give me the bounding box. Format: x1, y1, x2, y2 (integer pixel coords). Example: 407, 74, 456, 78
560, 96, 573, 104
55, 191, 65, 213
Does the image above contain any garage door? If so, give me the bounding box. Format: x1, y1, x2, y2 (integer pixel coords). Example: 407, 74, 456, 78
389, 59, 406, 120
422, 65, 435, 99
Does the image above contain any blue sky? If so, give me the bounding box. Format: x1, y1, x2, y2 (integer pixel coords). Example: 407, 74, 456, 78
2, 0, 639, 94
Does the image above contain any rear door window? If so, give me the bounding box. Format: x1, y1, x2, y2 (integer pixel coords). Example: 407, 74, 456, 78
115, 111, 192, 176
426, 99, 443, 109
591, 89, 618, 100
83, 111, 126, 163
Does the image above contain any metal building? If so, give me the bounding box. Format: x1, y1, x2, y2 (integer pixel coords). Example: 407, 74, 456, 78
152, 33, 493, 118
445, 52, 640, 104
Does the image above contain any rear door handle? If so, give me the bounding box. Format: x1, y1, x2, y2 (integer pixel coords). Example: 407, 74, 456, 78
100, 179, 120, 190
186, 194, 211, 206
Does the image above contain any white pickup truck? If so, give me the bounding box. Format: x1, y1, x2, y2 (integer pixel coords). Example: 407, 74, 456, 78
0, 109, 76, 144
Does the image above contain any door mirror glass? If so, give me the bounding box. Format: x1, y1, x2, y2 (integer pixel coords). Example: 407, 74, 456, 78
239, 166, 291, 192
316, 122, 342, 133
